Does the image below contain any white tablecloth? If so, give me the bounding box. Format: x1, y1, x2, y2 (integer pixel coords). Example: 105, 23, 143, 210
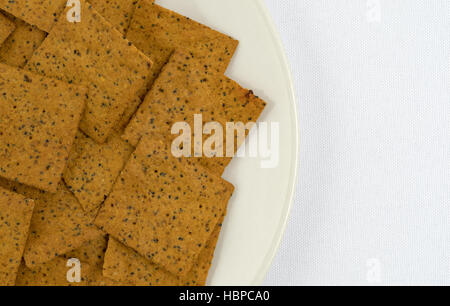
263, 0, 450, 286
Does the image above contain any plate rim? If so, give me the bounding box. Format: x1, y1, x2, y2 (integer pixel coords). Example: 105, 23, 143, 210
250, 0, 300, 285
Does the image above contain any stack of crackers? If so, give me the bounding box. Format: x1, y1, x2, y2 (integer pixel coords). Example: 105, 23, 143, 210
0, 0, 266, 286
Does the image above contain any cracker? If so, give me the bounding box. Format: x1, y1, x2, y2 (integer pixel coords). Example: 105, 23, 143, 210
0, 178, 104, 268
0, 188, 35, 286
22, 183, 104, 268
0, 12, 15, 46
127, 0, 238, 89
0, 0, 67, 33
63, 234, 108, 268
103, 238, 178, 286
0, 16, 47, 68
15, 261, 117, 286
0, 63, 87, 193
122, 50, 267, 174
15, 258, 89, 286
88, 0, 142, 34
63, 131, 134, 215
0, 0, 147, 34
95, 136, 234, 276
25, 2, 152, 143
104, 216, 225, 286
16, 234, 117, 286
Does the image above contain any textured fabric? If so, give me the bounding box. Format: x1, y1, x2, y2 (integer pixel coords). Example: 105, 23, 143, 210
264, 0, 450, 286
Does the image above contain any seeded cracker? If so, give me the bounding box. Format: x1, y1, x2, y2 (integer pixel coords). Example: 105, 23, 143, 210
63, 234, 108, 268
0, 188, 34, 286
95, 136, 234, 276
25, 1, 152, 143
122, 50, 267, 175
63, 131, 134, 215
87, 0, 144, 34
15, 258, 115, 286
0, 177, 104, 268
22, 184, 103, 268
0, 12, 15, 46
127, 0, 238, 89
15, 258, 90, 286
0, 15, 47, 68
0, 63, 86, 193
0, 0, 67, 33
16, 234, 113, 286
104, 215, 225, 286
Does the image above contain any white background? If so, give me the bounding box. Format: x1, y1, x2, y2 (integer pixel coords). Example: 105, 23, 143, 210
263, 0, 450, 285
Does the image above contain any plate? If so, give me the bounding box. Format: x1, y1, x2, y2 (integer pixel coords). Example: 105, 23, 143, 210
158, 0, 299, 285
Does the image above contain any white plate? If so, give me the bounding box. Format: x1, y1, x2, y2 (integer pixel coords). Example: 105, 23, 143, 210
158, 0, 299, 285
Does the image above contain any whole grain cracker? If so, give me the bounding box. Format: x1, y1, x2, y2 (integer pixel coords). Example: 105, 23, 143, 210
22, 183, 104, 268
127, 0, 238, 89
87, 0, 143, 34
0, 15, 47, 68
95, 136, 234, 276
0, 178, 104, 268
0, 188, 35, 286
0, 0, 147, 34
25, 1, 152, 143
0, 12, 15, 46
16, 235, 116, 286
15, 258, 90, 286
104, 215, 225, 286
0, 63, 87, 193
63, 131, 134, 215
122, 50, 267, 174
103, 238, 178, 286
63, 234, 108, 268
0, 0, 67, 33
15, 259, 117, 286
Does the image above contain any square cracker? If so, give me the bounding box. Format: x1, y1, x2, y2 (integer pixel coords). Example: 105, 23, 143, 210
0, 12, 15, 46
0, 0, 67, 33
127, 0, 238, 89
95, 136, 234, 276
26, 2, 152, 143
0, 178, 104, 268
63, 131, 134, 215
0, 15, 47, 68
0, 63, 87, 193
104, 215, 226, 286
0, 187, 35, 286
122, 50, 267, 175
